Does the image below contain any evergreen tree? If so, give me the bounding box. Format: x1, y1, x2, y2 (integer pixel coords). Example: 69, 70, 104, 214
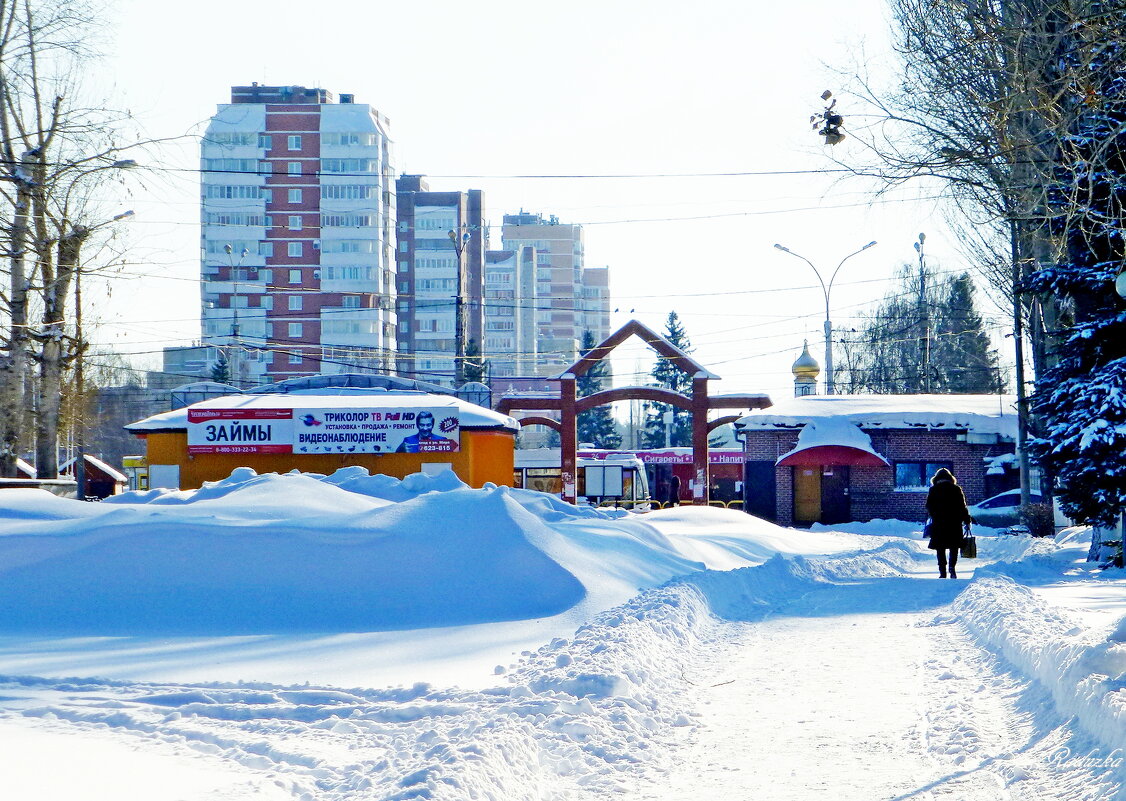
931, 274, 1002, 393
576, 331, 622, 449
837, 267, 1001, 394
643, 312, 693, 447
1027, 18, 1126, 529
210, 352, 231, 384
463, 339, 486, 384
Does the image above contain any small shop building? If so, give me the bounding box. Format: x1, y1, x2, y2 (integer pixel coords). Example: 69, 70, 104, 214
125, 389, 520, 490
60, 454, 128, 499
734, 393, 1019, 526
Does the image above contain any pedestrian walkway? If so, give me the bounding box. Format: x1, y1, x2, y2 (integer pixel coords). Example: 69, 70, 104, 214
631, 561, 1121, 801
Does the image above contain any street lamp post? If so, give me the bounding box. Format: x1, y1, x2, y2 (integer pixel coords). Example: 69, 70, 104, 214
447, 226, 471, 387
773, 240, 878, 395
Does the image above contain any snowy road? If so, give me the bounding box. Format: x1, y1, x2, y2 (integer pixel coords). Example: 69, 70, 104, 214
632, 564, 1122, 801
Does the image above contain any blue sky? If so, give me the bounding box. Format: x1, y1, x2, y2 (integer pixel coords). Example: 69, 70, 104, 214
94, 0, 1002, 398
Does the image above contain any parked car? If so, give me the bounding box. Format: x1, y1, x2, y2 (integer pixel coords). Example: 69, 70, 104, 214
968, 489, 1044, 528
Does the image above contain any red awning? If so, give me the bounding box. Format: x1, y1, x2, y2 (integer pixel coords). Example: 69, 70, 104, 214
776, 445, 889, 468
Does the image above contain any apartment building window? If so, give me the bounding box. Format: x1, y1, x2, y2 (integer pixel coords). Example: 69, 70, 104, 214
259, 269, 271, 284
257, 161, 273, 175
204, 132, 255, 147
322, 132, 377, 146
415, 215, 457, 231
320, 158, 377, 173
320, 185, 377, 200
205, 185, 264, 200
288, 323, 303, 337
288, 295, 302, 311
289, 352, 303, 364
399, 241, 409, 253
288, 269, 301, 284
256, 242, 272, 257
288, 242, 302, 257
259, 295, 273, 310
288, 188, 302, 203
202, 158, 260, 173
288, 215, 301, 230
320, 240, 376, 254
258, 134, 271, 149
342, 296, 361, 308
288, 161, 302, 176
288, 135, 302, 151
399, 321, 409, 332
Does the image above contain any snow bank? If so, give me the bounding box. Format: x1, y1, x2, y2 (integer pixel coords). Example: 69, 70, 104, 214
2, 540, 920, 800
948, 576, 1126, 750
0, 469, 850, 639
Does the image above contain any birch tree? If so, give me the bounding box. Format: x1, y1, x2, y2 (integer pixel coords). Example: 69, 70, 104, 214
0, 0, 139, 477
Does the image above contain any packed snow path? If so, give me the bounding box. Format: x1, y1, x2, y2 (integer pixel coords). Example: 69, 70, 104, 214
633, 563, 1123, 801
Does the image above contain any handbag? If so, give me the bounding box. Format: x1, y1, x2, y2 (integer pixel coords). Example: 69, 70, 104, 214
960, 529, 977, 559
923, 518, 936, 549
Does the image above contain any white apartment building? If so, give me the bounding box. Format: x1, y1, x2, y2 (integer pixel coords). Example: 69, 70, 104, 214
200, 84, 396, 386
483, 246, 538, 379
500, 212, 611, 377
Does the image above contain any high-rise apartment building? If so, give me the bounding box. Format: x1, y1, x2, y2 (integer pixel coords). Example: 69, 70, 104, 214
500, 212, 610, 376
394, 175, 485, 386
200, 84, 396, 385
483, 246, 538, 379
579, 266, 611, 345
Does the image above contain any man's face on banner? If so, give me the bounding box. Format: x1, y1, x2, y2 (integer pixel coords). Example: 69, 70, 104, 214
417, 413, 435, 437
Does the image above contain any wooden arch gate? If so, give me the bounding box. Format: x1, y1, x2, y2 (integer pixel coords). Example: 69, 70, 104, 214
495, 319, 771, 504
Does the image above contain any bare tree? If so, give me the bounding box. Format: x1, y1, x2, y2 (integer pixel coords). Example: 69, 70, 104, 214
0, 0, 140, 477
832, 0, 1112, 343
827, 0, 1125, 504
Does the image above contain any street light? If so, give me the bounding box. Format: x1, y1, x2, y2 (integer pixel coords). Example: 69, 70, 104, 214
773, 240, 878, 395
447, 226, 471, 387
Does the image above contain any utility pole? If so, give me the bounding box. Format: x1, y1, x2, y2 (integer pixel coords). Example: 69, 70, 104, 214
914, 233, 931, 393
448, 226, 471, 387
74, 266, 85, 499
224, 244, 249, 388
1009, 218, 1032, 508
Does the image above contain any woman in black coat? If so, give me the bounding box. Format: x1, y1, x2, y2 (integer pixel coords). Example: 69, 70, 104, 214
925, 468, 972, 578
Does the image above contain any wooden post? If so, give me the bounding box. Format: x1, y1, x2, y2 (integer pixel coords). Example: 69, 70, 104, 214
560, 374, 578, 504
692, 375, 710, 505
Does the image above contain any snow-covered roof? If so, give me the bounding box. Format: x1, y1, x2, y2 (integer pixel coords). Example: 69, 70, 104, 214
59, 454, 128, 483
776, 419, 889, 466
736, 394, 1018, 437
126, 391, 520, 434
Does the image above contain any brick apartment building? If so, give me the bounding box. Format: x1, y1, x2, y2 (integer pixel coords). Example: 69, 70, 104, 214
199, 84, 397, 386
